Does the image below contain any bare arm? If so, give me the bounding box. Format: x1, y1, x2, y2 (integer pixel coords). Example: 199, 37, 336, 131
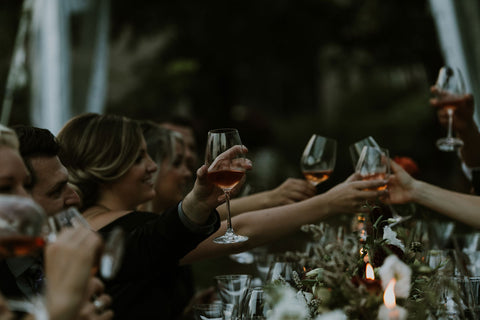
387, 160, 480, 228
180, 176, 387, 264
217, 178, 317, 219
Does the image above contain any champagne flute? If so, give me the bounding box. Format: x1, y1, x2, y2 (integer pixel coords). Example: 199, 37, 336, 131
434, 66, 466, 152
300, 135, 337, 187
205, 128, 248, 244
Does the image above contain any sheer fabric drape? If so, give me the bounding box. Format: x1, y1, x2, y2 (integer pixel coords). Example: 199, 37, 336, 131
429, 0, 480, 124
1, 0, 110, 134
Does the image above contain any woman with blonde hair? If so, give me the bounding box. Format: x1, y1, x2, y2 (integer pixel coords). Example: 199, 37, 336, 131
56, 113, 251, 319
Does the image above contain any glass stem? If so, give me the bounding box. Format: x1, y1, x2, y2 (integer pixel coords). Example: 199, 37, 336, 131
446, 108, 454, 139
224, 191, 234, 232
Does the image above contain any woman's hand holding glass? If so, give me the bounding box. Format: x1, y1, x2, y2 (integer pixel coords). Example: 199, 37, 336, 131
300, 134, 337, 187
319, 174, 388, 215
432, 66, 469, 152
204, 128, 252, 244
44, 228, 113, 320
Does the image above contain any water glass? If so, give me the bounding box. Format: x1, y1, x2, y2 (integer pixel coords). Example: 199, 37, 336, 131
193, 303, 224, 320
240, 287, 270, 320
214, 274, 252, 308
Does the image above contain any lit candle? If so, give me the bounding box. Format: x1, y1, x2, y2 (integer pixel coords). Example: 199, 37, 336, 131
377, 279, 407, 320
366, 263, 375, 280
363, 263, 381, 293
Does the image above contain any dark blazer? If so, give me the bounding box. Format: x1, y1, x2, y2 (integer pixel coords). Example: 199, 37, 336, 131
472, 169, 480, 195
98, 206, 220, 320
0, 260, 25, 299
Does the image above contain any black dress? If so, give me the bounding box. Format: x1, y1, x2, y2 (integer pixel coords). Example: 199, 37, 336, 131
98, 205, 219, 319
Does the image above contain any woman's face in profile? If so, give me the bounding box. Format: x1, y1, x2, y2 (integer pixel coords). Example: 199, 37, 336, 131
108, 138, 158, 209
0, 146, 30, 197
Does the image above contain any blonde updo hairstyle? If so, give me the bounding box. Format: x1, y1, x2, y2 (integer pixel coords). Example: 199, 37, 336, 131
57, 113, 143, 211
0, 124, 20, 150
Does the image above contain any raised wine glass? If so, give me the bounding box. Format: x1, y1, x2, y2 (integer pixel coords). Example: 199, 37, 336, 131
355, 146, 390, 191
349, 136, 380, 169
0, 195, 47, 259
434, 66, 466, 152
205, 128, 248, 244
300, 135, 337, 187
0, 195, 49, 317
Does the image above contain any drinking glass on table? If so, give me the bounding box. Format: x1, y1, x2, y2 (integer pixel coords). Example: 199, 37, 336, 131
205, 128, 248, 244
239, 287, 270, 320
433, 66, 467, 152
214, 274, 252, 318
192, 302, 224, 320
300, 135, 337, 187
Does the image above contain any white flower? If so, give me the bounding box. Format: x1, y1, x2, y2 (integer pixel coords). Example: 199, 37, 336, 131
267, 286, 309, 320
382, 225, 405, 251
306, 267, 322, 278
378, 255, 412, 298
315, 309, 347, 320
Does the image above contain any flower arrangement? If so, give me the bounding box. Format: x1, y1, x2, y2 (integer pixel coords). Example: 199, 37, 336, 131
265, 202, 470, 320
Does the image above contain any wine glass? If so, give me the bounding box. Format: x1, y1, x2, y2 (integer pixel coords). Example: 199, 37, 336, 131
349, 136, 380, 169
300, 135, 337, 187
355, 146, 390, 191
205, 128, 248, 244
0, 195, 49, 317
434, 66, 466, 152
48, 207, 124, 280
0, 195, 48, 259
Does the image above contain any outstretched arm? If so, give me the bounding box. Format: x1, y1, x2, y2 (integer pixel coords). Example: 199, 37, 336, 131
217, 178, 317, 220
180, 175, 387, 264
387, 160, 480, 228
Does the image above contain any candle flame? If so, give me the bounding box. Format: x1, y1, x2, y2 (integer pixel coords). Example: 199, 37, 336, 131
383, 279, 396, 309
366, 263, 375, 280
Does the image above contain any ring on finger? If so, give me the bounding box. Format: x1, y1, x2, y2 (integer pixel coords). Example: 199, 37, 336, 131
93, 298, 105, 314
